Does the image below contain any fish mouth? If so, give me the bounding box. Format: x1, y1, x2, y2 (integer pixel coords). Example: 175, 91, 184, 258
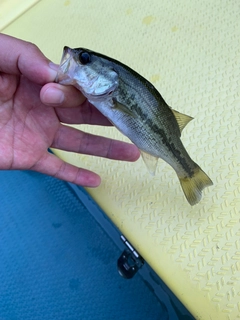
55, 46, 75, 84
55, 46, 118, 99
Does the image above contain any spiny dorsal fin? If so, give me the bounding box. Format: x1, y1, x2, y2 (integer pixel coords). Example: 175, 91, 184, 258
171, 109, 193, 133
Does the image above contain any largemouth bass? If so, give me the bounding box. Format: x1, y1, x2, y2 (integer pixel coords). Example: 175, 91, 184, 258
56, 47, 213, 205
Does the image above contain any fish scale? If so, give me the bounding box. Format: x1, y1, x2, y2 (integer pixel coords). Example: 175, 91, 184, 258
56, 46, 213, 205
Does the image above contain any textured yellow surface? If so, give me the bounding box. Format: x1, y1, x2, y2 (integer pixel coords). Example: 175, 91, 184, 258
0, 0, 40, 30
2, 0, 240, 319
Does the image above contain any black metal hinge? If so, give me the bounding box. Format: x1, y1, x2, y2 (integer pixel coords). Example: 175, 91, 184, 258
117, 235, 144, 279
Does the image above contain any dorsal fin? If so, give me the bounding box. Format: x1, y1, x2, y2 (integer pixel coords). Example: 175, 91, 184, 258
171, 109, 193, 133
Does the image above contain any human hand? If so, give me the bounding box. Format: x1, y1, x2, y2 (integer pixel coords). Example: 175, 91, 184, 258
0, 34, 140, 187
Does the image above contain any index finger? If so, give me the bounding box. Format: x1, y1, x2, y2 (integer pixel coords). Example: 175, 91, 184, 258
0, 33, 56, 84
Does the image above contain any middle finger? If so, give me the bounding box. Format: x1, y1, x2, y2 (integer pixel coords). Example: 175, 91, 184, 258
52, 124, 140, 162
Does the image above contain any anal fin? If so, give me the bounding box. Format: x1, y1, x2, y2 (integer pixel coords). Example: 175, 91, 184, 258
140, 150, 158, 176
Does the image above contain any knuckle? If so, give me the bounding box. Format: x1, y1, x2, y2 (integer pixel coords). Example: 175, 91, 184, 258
24, 41, 39, 53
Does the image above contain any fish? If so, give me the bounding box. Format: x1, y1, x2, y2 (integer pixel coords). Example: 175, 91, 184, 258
55, 47, 213, 205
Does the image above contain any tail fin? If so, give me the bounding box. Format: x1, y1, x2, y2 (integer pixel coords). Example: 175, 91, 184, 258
179, 166, 213, 206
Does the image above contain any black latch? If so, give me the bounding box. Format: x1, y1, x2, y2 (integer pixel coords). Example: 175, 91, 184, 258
117, 235, 144, 279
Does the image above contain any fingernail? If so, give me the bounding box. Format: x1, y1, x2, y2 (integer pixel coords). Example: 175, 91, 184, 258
43, 87, 64, 105
49, 62, 59, 71
48, 62, 59, 81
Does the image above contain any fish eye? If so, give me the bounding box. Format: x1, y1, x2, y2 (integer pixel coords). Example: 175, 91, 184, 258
79, 51, 91, 64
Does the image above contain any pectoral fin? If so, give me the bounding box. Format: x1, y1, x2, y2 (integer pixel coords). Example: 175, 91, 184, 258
171, 109, 193, 133
140, 150, 158, 176
112, 98, 136, 117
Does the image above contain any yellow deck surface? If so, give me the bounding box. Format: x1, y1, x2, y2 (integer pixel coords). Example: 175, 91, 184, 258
0, 0, 40, 30
1, 1, 239, 319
